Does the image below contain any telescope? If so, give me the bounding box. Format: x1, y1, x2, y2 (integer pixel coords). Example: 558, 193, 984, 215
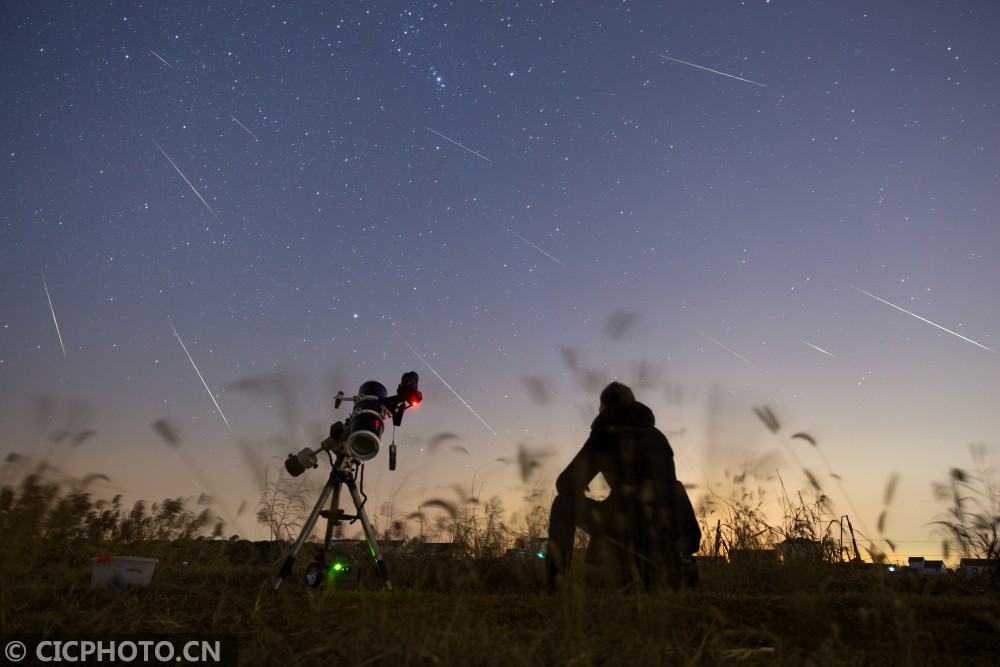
273, 371, 422, 592
284, 371, 422, 475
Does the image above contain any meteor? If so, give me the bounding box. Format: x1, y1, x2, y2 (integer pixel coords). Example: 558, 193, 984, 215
850, 285, 996, 354
230, 114, 259, 141
152, 139, 218, 218
800, 340, 836, 358
149, 50, 172, 67
396, 333, 497, 436
699, 331, 754, 366
657, 54, 768, 88
41, 271, 66, 357
502, 226, 566, 267
425, 126, 493, 163
169, 321, 232, 430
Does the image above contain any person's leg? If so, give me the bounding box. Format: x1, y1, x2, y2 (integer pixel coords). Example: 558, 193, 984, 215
580, 501, 606, 586
580, 502, 636, 589
636, 517, 683, 591
545, 493, 576, 588
576, 498, 605, 535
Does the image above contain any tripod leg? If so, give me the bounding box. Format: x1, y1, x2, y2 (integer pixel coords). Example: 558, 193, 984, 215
322, 481, 344, 551
344, 476, 393, 591
272, 481, 334, 591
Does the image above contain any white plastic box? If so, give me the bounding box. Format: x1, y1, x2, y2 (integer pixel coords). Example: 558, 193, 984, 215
90, 555, 159, 588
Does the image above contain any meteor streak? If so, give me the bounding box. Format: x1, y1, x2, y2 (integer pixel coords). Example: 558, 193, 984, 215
425, 126, 493, 163
149, 50, 172, 67
152, 139, 218, 218
169, 321, 232, 430
502, 226, 566, 267
849, 285, 996, 354
699, 331, 755, 366
396, 333, 497, 436
41, 271, 66, 357
801, 340, 836, 358
230, 114, 259, 141
657, 54, 767, 88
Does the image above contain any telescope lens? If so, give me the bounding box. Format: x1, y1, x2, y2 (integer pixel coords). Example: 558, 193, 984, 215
347, 411, 383, 460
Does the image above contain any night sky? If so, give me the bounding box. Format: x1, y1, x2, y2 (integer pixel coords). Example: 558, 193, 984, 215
2, 1, 998, 561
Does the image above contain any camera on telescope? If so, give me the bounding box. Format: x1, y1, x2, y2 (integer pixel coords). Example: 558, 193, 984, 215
284, 371, 422, 477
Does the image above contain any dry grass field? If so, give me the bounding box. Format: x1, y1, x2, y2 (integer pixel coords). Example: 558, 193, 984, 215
4, 558, 1000, 666
2, 472, 999, 666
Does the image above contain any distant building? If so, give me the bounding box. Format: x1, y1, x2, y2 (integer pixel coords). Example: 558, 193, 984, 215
400, 541, 456, 558
908, 557, 946, 575
728, 548, 779, 565
957, 558, 998, 577
692, 555, 727, 568
313, 539, 464, 559
776, 537, 824, 563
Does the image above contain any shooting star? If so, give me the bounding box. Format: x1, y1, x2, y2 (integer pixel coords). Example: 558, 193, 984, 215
151, 139, 218, 218
657, 54, 768, 88
502, 226, 566, 267
699, 331, 755, 366
41, 271, 66, 357
849, 285, 996, 354
169, 321, 232, 430
800, 340, 836, 358
396, 332, 497, 436
149, 50, 172, 67
230, 114, 258, 141
425, 126, 493, 163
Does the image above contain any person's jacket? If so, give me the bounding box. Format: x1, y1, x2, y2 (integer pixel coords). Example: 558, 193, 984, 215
555, 401, 678, 540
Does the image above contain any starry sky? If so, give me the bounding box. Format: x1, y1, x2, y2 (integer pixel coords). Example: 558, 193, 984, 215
2, 1, 998, 561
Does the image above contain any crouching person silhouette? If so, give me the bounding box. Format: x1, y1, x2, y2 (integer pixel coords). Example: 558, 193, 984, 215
546, 382, 685, 592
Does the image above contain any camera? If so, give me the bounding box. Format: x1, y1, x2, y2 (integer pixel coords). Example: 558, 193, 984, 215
284, 372, 422, 476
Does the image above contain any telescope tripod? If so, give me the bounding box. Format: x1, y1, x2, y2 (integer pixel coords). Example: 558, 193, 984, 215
272, 453, 392, 591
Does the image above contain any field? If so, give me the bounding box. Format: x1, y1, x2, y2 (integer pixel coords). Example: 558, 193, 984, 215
0, 454, 1000, 666
4, 542, 1000, 665
3, 472, 999, 666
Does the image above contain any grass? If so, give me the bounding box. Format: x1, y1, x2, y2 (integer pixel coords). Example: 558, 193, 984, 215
3, 559, 999, 666
2, 532, 999, 667
3, 435, 999, 667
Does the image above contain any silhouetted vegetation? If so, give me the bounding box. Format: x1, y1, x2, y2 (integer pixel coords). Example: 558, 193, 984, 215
932, 443, 1000, 562
3, 449, 999, 667
3, 383, 999, 665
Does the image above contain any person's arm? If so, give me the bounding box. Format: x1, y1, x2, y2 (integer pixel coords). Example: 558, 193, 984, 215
554, 431, 603, 497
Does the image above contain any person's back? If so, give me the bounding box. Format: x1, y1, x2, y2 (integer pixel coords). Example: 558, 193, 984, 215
583, 401, 680, 589
550, 390, 682, 591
